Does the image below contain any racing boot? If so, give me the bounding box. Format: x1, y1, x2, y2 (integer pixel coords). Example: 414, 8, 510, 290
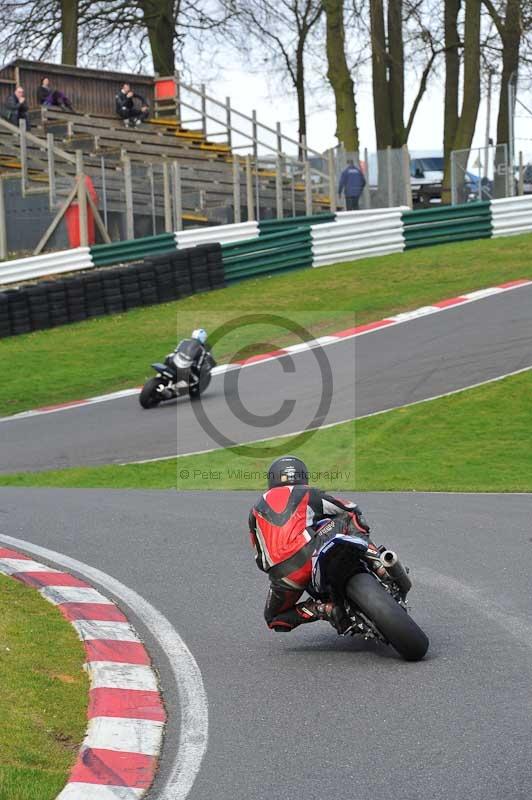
305, 600, 355, 635
268, 599, 335, 631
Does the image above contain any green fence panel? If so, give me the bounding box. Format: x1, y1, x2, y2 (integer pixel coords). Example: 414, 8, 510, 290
223, 228, 310, 256
402, 202, 492, 249
404, 227, 492, 250
222, 228, 313, 282
90, 233, 177, 267
258, 213, 334, 236
402, 201, 490, 225
404, 219, 492, 242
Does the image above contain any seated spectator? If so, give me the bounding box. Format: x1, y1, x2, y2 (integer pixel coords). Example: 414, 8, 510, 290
37, 77, 74, 112
115, 83, 150, 128
3, 86, 31, 130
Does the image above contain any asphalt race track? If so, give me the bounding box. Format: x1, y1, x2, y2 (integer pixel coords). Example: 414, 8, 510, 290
1, 488, 531, 800
2, 285, 532, 472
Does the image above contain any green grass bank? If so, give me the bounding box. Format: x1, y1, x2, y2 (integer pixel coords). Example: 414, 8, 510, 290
0, 574, 88, 800
1, 233, 531, 416
2, 368, 530, 493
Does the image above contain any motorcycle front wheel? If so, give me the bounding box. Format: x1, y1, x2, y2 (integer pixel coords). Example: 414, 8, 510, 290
139, 377, 162, 409
346, 572, 429, 661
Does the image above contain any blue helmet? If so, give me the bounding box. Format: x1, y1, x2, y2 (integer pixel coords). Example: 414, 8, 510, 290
191, 328, 207, 344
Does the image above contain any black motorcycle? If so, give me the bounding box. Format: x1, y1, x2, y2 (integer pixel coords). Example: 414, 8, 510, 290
139, 344, 215, 409
311, 519, 429, 661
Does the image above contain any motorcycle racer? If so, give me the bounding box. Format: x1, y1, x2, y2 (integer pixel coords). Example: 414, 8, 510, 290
174, 328, 216, 373
249, 455, 388, 633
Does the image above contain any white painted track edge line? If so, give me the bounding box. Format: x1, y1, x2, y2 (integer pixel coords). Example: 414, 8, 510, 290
0, 535, 208, 800
2, 279, 531, 424
125, 363, 532, 463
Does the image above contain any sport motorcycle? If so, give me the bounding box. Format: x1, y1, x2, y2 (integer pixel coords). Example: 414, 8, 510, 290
139, 348, 215, 408
311, 519, 429, 661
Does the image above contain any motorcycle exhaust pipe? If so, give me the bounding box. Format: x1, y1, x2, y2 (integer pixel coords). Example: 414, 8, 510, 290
380, 550, 412, 595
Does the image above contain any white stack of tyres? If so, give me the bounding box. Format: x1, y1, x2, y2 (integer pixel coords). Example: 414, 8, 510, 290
175, 221, 259, 249
0, 247, 93, 286
491, 195, 532, 238
311, 207, 407, 268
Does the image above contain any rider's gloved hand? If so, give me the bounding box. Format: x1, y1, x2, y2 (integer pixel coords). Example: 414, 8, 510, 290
351, 505, 370, 534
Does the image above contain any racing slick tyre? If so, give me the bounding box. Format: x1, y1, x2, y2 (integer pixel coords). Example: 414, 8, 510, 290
139, 377, 162, 409
345, 572, 429, 662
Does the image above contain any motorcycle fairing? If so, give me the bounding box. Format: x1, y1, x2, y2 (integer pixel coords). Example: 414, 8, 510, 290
312, 533, 369, 594
151, 362, 175, 379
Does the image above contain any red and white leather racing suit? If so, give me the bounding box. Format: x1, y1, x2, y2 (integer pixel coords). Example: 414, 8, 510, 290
249, 484, 373, 631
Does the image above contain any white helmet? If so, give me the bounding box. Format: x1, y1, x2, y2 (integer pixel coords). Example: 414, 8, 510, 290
191, 328, 207, 344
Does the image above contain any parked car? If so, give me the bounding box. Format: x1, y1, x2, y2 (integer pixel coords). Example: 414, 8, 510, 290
410, 155, 444, 205
410, 155, 492, 204
519, 163, 532, 194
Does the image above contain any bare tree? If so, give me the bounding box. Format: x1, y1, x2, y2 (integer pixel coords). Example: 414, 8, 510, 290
0, 0, 231, 74
60, 0, 79, 64
482, 0, 522, 151
225, 0, 323, 152
369, 0, 444, 149
442, 0, 482, 202
323, 0, 360, 151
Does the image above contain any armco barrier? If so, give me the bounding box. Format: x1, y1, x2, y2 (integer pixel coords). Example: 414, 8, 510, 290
0, 247, 93, 286
311, 208, 406, 267
90, 232, 177, 267
0, 243, 224, 338
259, 213, 335, 236
491, 195, 532, 237
402, 202, 492, 248
222, 228, 312, 282
176, 221, 259, 249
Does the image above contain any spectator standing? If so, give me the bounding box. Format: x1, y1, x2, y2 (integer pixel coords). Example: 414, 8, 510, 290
115, 83, 150, 127
3, 86, 31, 130
338, 159, 366, 210
37, 77, 74, 112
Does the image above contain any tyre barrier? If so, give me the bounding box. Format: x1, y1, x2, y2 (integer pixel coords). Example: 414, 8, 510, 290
0, 242, 224, 339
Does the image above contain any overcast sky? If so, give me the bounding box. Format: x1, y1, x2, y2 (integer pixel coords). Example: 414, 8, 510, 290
212, 65, 532, 163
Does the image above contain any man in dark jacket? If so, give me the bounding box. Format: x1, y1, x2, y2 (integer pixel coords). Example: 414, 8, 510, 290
338, 159, 366, 210
115, 83, 150, 128
4, 86, 30, 130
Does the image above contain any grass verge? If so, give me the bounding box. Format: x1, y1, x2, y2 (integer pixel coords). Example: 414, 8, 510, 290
1, 233, 532, 416
0, 574, 88, 800
2, 369, 531, 493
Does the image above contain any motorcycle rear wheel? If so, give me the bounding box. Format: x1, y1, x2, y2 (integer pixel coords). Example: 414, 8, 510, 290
346, 572, 429, 661
139, 377, 162, 409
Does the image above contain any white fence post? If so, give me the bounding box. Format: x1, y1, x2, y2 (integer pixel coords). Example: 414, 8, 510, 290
0, 178, 7, 260
232, 156, 241, 224
245, 155, 254, 221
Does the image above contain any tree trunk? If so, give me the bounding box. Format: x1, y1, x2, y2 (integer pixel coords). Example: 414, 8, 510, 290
443, 0, 461, 166
323, 0, 359, 152
141, 0, 175, 76
295, 43, 307, 155
495, 0, 521, 149
60, 0, 79, 65
442, 0, 482, 203
387, 0, 405, 147
370, 0, 392, 150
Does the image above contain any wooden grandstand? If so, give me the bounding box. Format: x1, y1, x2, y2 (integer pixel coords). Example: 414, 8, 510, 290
0, 59, 333, 248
